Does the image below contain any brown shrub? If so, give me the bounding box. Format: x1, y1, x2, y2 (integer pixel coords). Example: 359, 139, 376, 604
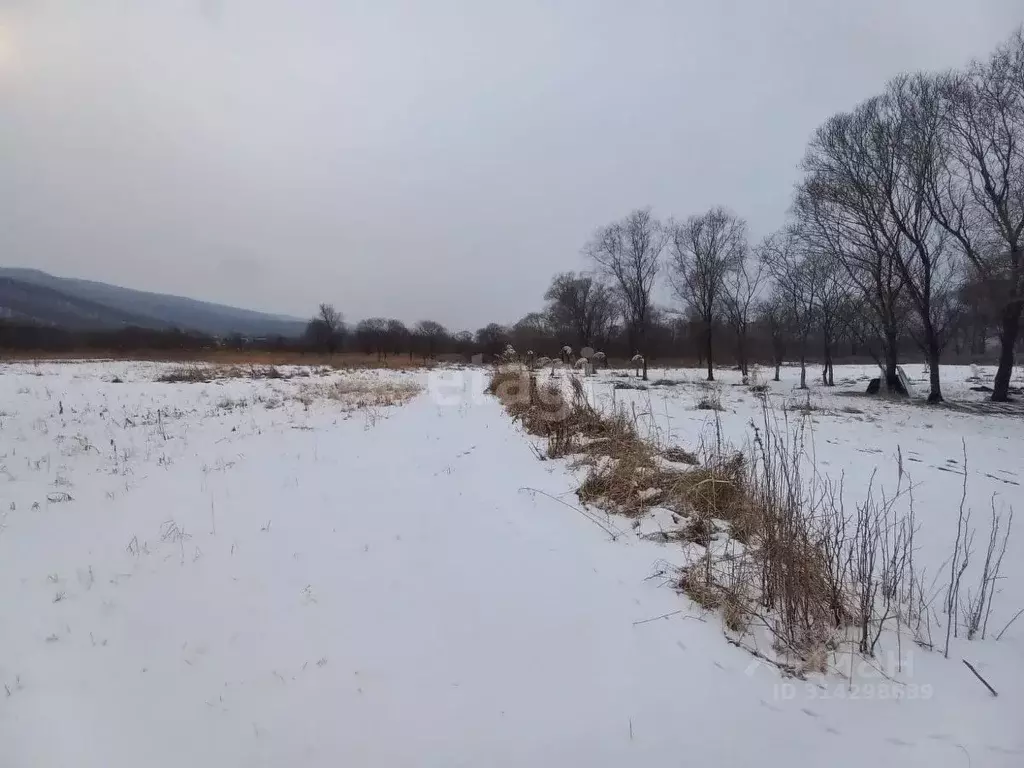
660, 453, 758, 542
576, 452, 662, 515
722, 593, 751, 633
696, 395, 725, 411
679, 568, 722, 611
662, 446, 699, 465
158, 364, 214, 383
680, 514, 715, 547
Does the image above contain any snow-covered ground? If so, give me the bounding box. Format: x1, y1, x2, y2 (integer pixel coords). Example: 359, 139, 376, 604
0, 360, 1021, 766
588, 363, 1023, 589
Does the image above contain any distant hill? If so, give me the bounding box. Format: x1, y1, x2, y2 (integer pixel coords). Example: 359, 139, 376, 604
0, 269, 306, 337
0, 276, 173, 331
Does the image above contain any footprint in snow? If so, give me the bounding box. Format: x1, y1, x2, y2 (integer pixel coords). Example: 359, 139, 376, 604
885, 737, 913, 747
983, 472, 1020, 486
800, 708, 819, 719
759, 699, 781, 712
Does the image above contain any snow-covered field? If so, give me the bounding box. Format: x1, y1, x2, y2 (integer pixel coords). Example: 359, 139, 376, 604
590, 363, 1023, 586
0, 360, 1020, 766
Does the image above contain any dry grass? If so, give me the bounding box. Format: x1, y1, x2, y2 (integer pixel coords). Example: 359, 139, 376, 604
696, 396, 725, 411
679, 514, 716, 547
13, 350, 433, 369
296, 377, 422, 410
661, 446, 699, 465
577, 452, 663, 515
157, 363, 316, 383
488, 367, 669, 514
157, 364, 217, 383
659, 453, 758, 542
679, 568, 723, 611
612, 381, 648, 391
487, 366, 580, 442
722, 593, 752, 633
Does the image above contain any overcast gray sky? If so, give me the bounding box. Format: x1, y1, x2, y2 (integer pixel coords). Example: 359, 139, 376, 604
1, 1, 1021, 329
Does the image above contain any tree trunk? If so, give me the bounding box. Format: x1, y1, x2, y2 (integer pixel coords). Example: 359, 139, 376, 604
927, 340, 943, 403
798, 334, 808, 389
640, 324, 649, 382
773, 361, 781, 382
705, 322, 714, 382
883, 337, 900, 393
992, 302, 1022, 402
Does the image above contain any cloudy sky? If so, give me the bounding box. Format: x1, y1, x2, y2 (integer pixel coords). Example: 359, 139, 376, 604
1, 1, 1021, 329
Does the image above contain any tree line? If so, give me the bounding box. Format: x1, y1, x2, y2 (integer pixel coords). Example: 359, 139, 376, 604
303, 31, 1023, 399
337, 28, 1018, 401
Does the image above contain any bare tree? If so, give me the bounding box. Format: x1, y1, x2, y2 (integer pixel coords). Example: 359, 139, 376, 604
722, 252, 765, 378
414, 320, 447, 360
815, 254, 848, 387
758, 228, 817, 389
586, 208, 666, 380
756, 294, 791, 382
306, 303, 345, 354
866, 76, 964, 402
451, 330, 474, 357
318, 303, 342, 335
544, 272, 615, 350
796, 110, 910, 392
510, 312, 553, 356
385, 319, 409, 357
668, 207, 747, 381
355, 317, 389, 359
928, 30, 1024, 401
475, 323, 510, 357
